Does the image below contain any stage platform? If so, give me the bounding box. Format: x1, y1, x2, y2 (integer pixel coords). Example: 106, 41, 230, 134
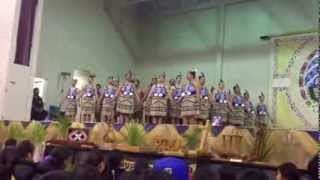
0, 120, 318, 171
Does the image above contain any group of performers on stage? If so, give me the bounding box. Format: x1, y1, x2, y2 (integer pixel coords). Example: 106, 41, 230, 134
62, 70, 270, 126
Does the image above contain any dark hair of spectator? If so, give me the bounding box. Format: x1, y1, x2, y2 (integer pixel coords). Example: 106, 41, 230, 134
239, 170, 269, 180
278, 163, 300, 180
307, 154, 319, 180
194, 166, 220, 180
4, 138, 17, 147
17, 140, 34, 159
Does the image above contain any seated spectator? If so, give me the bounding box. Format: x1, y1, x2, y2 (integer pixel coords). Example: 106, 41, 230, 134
218, 165, 237, 180
105, 152, 124, 180
3, 138, 17, 149
307, 154, 318, 180
13, 140, 37, 180
239, 170, 269, 180
39, 170, 72, 180
0, 139, 18, 180
153, 157, 188, 180
37, 147, 71, 175
31, 88, 48, 121
148, 170, 172, 180
73, 151, 106, 180
194, 166, 220, 180
276, 163, 300, 180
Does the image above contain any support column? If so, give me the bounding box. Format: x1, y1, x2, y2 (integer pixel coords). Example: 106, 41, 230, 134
215, 2, 226, 81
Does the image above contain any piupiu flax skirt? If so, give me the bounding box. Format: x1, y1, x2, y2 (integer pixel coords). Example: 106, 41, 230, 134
211, 103, 229, 122
102, 98, 116, 116
199, 98, 210, 120
169, 99, 181, 118
144, 99, 151, 117
116, 96, 135, 115
65, 99, 77, 116
149, 97, 168, 117
81, 97, 95, 113
229, 107, 245, 126
180, 95, 200, 117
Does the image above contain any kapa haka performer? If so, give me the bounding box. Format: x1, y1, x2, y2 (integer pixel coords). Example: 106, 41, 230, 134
64, 79, 79, 121
243, 90, 255, 126
211, 80, 229, 126
101, 76, 117, 124
180, 69, 200, 124
230, 84, 246, 126
80, 75, 96, 122
116, 71, 138, 123
198, 72, 211, 123
256, 92, 270, 126
146, 72, 168, 124
143, 77, 157, 123
169, 73, 183, 124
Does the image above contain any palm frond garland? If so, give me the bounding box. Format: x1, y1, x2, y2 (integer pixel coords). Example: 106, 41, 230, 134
183, 127, 202, 150
125, 122, 145, 146
25, 121, 46, 144
252, 128, 274, 161
53, 116, 72, 139
7, 122, 26, 141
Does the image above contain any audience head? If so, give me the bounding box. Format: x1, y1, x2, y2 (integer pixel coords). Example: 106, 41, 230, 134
47, 147, 71, 169
39, 170, 72, 180
239, 170, 269, 180
308, 154, 319, 180
17, 140, 34, 161
78, 151, 106, 174
149, 170, 172, 180
218, 165, 237, 180
4, 138, 17, 148
276, 163, 300, 180
194, 166, 219, 180
73, 165, 102, 180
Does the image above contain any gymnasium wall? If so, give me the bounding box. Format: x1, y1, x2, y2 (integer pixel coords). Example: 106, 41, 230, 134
135, 0, 317, 106
36, 0, 135, 106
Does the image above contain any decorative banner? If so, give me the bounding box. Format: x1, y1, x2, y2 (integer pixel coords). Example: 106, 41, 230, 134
272, 34, 318, 129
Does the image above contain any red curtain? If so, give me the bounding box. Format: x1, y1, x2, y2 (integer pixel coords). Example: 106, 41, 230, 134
14, 0, 38, 66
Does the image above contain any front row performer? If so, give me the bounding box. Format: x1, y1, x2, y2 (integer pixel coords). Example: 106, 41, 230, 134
80, 75, 96, 122
147, 72, 168, 124
212, 80, 229, 126
116, 71, 138, 123
101, 76, 117, 124
230, 84, 246, 126
256, 92, 269, 126
198, 72, 210, 123
64, 79, 79, 121
181, 69, 200, 124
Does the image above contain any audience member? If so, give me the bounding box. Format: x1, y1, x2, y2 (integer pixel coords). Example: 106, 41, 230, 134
105, 152, 124, 180
73, 151, 106, 180
276, 163, 300, 180
0, 139, 18, 180
218, 165, 237, 180
239, 169, 269, 180
37, 147, 71, 175
307, 154, 318, 180
13, 140, 37, 180
153, 157, 188, 180
39, 170, 72, 180
193, 166, 220, 180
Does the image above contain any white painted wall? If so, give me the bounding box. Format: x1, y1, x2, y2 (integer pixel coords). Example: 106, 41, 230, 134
0, 0, 43, 121
0, 0, 18, 119
36, 0, 135, 107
